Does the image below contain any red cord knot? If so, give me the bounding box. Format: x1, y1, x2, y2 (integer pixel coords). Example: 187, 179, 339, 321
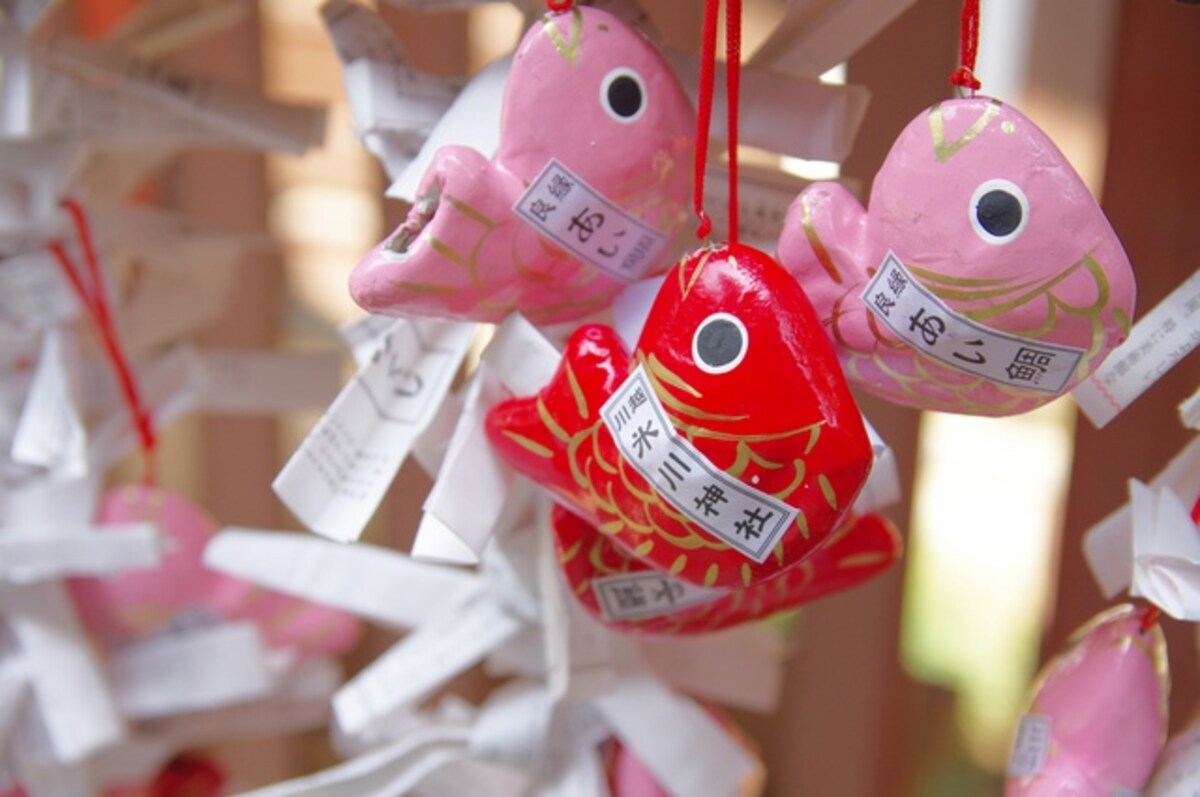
545, 0, 573, 13
949, 66, 982, 91
1138, 604, 1162, 633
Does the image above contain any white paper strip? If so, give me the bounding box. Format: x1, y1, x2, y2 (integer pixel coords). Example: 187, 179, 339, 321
667, 49, 869, 162
109, 623, 272, 720
602, 366, 797, 562
414, 315, 559, 561
592, 674, 759, 797
1073, 269, 1200, 428
274, 319, 474, 542
1084, 437, 1200, 598
0, 523, 161, 582
387, 55, 509, 203
1181, 386, 1200, 431
205, 528, 485, 630
0, 249, 78, 328
10, 328, 87, 477
854, 417, 902, 513
864, 252, 1085, 393
193, 350, 342, 415
514, 159, 669, 284
0, 582, 125, 762
1129, 481, 1200, 621
35, 36, 327, 154
749, 0, 918, 79
333, 594, 523, 743
234, 729, 469, 797
0, 655, 28, 750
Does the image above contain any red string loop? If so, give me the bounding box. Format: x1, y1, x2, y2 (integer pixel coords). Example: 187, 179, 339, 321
545, 0, 573, 13
692, 0, 742, 242
1139, 604, 1162, 634
48, 198, 157, 484
949, 0, 982, 92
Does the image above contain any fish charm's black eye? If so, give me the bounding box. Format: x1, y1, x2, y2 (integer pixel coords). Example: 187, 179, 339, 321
600, 67, 646, 123
969, 179, 1029, 244
693, 312, 748, 375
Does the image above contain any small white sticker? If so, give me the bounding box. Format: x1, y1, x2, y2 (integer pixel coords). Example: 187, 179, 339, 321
601, 366, 798, 563
1006, 714, 1051, 778
1073, 268, 1200, 428
514, 159, 668, 284
592, 572, 722, 621
862, 252, 1085, 394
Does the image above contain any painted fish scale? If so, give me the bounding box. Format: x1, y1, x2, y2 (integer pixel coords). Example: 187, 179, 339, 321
349, 6, 695, 325
487, 243, 873, 589
778, 97, 1136, 416
552, 505, 902, 634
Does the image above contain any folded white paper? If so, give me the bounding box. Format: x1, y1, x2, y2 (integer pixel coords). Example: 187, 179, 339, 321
205, 528, 486, 630
1084, 437, 1200, 598
0, 522, 161, 582
10, 327, 86, 478
1074, 269, 1200, 428
1129, 480, 1200, 621
0, 581, 125, 762
274, 319, 474, 542
109, 622, 272, 719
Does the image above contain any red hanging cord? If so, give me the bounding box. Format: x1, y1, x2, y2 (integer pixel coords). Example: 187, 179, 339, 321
724, 0, 742, 244
693, 0, 743, 241
47, 198, 157, 484
692, 0, 720, 239
545, 0, 572, 13
949, 0, 982, 92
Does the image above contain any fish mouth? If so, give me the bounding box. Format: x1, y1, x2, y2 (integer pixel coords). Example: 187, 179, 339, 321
384, 181, 442, 257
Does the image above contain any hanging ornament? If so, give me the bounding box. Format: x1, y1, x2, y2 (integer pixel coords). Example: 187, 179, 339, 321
1004, 604, 1169, 796
486, 0, 877, 594
776, 0, 1136, 416
549, 505, 900, 633
68, 485, 362, 658
348, 4, 694, 325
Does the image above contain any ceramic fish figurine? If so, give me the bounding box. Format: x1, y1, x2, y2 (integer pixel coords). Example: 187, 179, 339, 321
486, 242, 873, 589
349, 5, 694, 325
1004, 604, 1169, 796
777, 97, 1136, 416
551, 504, 901, 634
68, 486, 362, 658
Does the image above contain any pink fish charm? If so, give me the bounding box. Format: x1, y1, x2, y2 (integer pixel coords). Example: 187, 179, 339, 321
349, 6, 694, 325
1004, 604, 1169, 796
68, 486, 361, 658
777, 97, 1136, 416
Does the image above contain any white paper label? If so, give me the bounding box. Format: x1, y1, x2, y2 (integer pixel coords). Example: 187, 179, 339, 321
10, 327, 87, 477
0, 523, 161, 582
592, 572, 722, 621
273, 319, 473, 542
1006, 714, 1051, 778
864, 252, 1086, 393
1073, 269, 1200, 428
109, 623, 271, 720
601, 366, 797, 562
514, 159, 667, 284
333, 593, 523, 742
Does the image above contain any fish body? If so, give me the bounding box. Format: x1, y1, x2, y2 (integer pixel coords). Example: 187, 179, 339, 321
777, 97, 1136, 415
1004, 605, 1168, 796
68, 485, 362, 658
486, 242, 872, 589
551, 504, 901, 634
349, 6, 694, 325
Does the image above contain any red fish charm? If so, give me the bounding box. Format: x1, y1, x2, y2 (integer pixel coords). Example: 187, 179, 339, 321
551, 505, 902, 633
486, 242, 873, 589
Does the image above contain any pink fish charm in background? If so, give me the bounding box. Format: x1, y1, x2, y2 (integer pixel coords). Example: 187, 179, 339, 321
777, 97, 1136, 416
349, 6, 694, 325
68, 486, 361, 658
1004, 604, 1169, 796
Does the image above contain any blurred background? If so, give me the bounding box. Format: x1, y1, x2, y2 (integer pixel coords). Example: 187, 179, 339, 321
65, 0, 1200, 794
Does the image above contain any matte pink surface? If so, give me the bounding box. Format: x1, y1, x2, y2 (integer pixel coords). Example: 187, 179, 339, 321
67, 485, 361, 657
1005, 604, 1169, 796
349, 6, 694, 325
777, 97, 1136, 416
